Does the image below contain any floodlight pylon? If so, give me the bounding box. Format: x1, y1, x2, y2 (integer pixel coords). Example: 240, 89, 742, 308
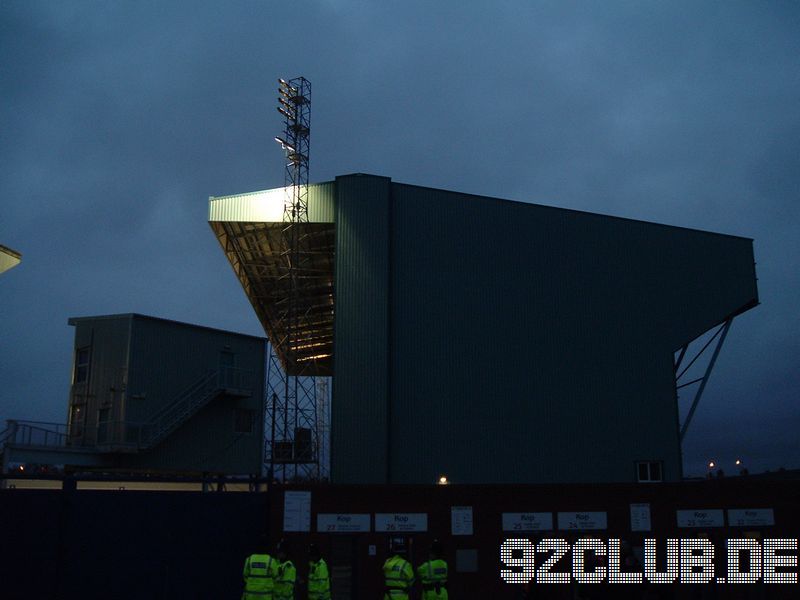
265, 76, 328, 482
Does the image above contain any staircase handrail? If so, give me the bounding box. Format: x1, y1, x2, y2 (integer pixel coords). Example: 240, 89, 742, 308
141, 366, 253, 448
142, 378, 220, 447
143, 370, 219, 425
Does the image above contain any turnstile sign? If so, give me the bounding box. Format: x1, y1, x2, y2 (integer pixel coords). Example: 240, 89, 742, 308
375, 513, 428, 532
728, 509, 775, 527
677, 509, 724, 528
317, 513, 371, 532
502, 512, 554, 531
557, 511, 607, 530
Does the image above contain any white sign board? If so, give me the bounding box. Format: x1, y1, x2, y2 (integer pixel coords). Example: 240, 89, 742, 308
557, 511, 607, 531
728, 509, 775, 527
451, 506, 474, 536
375, 513, 428, 532
283, 491, 311, 532
676, 509, 724, 528
502, 512, 554, 532
630, 503, 652, 532
317, 513, 371, 533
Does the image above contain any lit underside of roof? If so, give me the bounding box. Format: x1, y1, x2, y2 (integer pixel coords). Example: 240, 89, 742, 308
0, 244, 21, 275
209, 188, 334, 376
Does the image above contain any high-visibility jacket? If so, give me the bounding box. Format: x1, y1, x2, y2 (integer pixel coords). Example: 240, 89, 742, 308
243, 553, 279, 599
383, 555, 415, 600
308, 558, 331, 600
416, 559, 448, 600
274, 560, 296, 600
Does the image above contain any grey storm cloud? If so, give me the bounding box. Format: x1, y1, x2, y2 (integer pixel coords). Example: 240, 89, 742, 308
1, 1, 798, 477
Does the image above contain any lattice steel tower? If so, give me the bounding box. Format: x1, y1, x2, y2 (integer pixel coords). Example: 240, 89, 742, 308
266, 77, 326, 481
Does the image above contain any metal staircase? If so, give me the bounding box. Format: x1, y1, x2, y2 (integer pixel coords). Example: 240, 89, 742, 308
139, 367, 252, 450
98, 366, 253, 451
140, 370, 223, 449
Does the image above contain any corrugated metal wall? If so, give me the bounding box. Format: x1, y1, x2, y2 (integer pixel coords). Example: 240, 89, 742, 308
208, 188, 286, 222
307, 181, 337, 223
330, 176, 757, 485
208, 182, 336, 224
387, 183, 756, 484
331, 175, 392, 483
124, 315, 266, 474
69, 315, 133, 445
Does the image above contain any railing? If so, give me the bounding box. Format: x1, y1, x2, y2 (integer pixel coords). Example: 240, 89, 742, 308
3, 367, 253, 454
217, 365, 253, 391
0, 420, 69, 449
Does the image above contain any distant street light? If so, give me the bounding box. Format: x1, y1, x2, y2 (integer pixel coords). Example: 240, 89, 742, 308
438, 475, 449, 485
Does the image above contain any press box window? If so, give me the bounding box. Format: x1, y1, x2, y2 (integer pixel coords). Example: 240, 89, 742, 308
636, 461, 663, 482
74, 347, 90, 383
234, 409, 254, 434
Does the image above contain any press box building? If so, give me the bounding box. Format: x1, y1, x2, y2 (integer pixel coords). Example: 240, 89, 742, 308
63, 314, 266, 475
209, 174, 758, 485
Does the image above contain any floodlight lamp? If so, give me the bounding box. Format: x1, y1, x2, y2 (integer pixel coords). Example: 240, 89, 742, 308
437, 475, 448, 485
274, 137, 296, 153
278, 79, 297, 93
708, 461, 715, 469
277, 106, 295, 120
278, 82, 298, 95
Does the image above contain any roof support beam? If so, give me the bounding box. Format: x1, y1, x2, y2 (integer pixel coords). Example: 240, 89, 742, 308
679, 317, 733, 442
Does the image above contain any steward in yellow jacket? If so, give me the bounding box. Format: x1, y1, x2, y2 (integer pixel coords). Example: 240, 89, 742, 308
416, 540, 448, 600
308, 544, 331, 600
274, 540, 296, 600
243, 550, 279, 600
383, 538, 415, 600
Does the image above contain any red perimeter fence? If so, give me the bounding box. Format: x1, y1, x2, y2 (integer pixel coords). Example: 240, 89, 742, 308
1, 475, 798, 599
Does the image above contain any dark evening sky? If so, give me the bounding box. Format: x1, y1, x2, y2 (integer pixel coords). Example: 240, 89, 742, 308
1, 1, 798, 477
